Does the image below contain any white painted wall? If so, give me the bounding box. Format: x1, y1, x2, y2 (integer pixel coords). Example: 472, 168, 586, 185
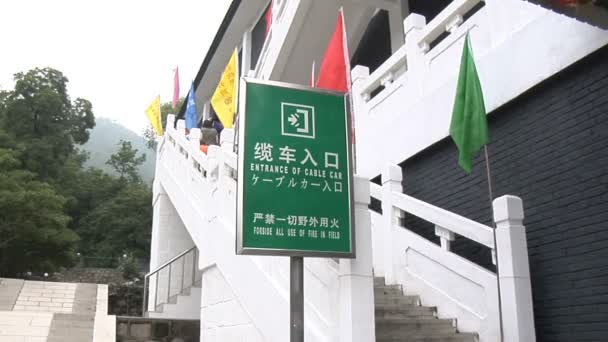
353, 0, 608, 179
150, 181, 195, 270
148, 287, 201, 320
200, 266, 265, 342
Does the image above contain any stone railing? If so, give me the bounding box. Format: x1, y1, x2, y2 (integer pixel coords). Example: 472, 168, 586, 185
251, 0, 290, 79
369, 164, 535, 342
357, 0, 486, 106
352, 0, 608, 179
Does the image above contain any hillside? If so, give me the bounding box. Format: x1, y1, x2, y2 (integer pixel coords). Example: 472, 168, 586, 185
81, 118, 155, 182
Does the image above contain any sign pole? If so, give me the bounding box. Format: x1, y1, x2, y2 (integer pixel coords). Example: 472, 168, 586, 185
290, 256, 304, 342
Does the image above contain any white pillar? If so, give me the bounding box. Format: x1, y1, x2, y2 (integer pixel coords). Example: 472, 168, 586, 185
403, 13, 427, 98
176, 119, 186, 136
189, 128, 202, 150
381, 164, 403, 284
493, 195, 536, 342
166, 114, 176, 133
350, 65, 370, 174
218, 128, 235, 182
339, 176, 376, 342
150, 182, 195, 270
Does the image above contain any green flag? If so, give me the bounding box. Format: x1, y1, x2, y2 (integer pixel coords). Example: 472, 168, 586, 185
450, 34, 488, 173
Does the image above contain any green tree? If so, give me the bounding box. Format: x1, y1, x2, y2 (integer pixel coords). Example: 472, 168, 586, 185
107, 140, 146, 182
0, 129, 78, 276
78, 182, 152, 260
0, 68, 95, 179
143, 98, 184, 150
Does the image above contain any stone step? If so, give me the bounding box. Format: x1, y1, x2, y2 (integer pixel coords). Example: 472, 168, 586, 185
47, 313, 94, 342
375, 305, 436, 319
374, 277, 387, 286
375, 286, 403, 296
375, 295, 420, 306
376, 328, 461, 340
376, 333, 478, 342
376, 317, 455, 328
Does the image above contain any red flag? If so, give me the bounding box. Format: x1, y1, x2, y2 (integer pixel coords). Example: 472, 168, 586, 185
316, 9, 350, 92
172, 67, 180, 109
310, 60, 316, 87
265, 3, 273, 37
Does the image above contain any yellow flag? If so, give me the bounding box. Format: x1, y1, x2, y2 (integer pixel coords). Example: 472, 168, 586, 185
145, 95, 164, 136
211, 48, 239, 128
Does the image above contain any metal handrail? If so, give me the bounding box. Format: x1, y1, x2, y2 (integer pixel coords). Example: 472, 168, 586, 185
143, 247, 200, 315
148, 246, 196, 277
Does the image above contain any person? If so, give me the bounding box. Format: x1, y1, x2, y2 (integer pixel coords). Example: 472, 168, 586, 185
199, 118, 218, 154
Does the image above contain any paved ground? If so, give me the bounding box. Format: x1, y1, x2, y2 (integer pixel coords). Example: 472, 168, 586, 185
0, 278, 24, 311
0, 278, 112, 342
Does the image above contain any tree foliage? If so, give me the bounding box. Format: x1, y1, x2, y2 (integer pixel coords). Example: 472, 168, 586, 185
1, 68, 95, 179
0, 67, 152, 277
0, 129, 77, 275
107, 140, 146, 182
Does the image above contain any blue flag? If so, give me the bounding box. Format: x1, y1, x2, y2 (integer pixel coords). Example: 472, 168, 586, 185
185, 82, 198, 129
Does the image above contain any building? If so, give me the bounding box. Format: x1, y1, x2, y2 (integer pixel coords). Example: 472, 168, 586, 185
146, 0, 608, 341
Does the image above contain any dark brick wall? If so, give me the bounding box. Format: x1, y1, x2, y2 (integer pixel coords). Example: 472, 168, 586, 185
399, 45, 608, 342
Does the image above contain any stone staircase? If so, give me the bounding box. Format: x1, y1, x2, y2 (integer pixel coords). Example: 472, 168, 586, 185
374, 277, 478, 342
147, 281, 201, 319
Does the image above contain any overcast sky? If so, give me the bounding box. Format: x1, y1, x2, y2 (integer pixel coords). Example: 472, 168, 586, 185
0, 0, 231, 134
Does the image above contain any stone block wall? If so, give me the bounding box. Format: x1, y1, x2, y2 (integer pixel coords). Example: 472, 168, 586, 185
115, 317, 200, 342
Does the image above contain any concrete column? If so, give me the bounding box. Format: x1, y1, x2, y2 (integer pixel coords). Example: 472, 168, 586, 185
381, 164, 403, 284
339, 176, 375, 342
150, 181, 195, 270
493, 195, 536, 342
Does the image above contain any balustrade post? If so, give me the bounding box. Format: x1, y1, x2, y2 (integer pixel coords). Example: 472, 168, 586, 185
339, 176, 375, 342
403, 13, 427, 97
189, 128, 202, 150
219, 128, 235, 180
350, 66, 370, 173
434, 225, 455, 251
166, 114, 176, 133
176, 119, 186, 137
381, 164, 403, 284
493, 195, 536, 342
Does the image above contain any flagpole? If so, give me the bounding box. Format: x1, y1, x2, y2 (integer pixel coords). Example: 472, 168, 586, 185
339, 6, 357, 174
484, 144, 504, 342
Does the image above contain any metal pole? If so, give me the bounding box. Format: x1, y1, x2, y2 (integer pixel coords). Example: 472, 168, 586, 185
181, 255, 186, 291
155, 273, 159, 309
167, 264, 172, 303
290, 256, 304, 342
484, 145, 504, 342
142, 276, 148, 316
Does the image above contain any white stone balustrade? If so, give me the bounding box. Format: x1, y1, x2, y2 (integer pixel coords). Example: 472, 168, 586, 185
351, 0, 608, 180
369, 164, 536, 341
493, 195, 536, 342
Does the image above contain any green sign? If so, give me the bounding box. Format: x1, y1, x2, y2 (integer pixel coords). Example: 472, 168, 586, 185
237, 78, 354, 258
